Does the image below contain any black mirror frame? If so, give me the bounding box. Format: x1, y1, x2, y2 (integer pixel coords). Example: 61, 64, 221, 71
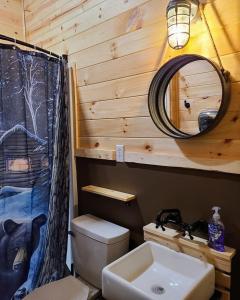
148, 54, 231, 139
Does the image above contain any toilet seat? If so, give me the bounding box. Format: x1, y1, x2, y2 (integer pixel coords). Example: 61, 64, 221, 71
23, 276, 89, 300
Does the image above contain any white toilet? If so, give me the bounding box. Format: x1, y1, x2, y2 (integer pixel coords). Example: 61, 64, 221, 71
71, 214, 130, 289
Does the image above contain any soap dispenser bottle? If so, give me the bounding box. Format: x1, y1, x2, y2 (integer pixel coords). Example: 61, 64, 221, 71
208, 206, 225, 252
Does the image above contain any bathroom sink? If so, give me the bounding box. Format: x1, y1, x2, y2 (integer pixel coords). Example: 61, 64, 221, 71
102, 241, 215, 300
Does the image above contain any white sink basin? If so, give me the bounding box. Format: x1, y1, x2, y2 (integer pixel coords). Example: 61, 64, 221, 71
102, 241, 215, 300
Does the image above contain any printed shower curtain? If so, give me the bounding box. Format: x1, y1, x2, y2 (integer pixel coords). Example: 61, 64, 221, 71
0, 45, 69, 300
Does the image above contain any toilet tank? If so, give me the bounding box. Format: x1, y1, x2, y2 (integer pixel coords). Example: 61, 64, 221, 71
71, 214, 130, 289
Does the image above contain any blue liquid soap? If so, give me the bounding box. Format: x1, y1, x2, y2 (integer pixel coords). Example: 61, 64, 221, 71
208, 206, 225, 252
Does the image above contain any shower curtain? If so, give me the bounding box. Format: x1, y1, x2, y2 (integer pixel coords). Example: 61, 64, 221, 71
0, 45, 69, 300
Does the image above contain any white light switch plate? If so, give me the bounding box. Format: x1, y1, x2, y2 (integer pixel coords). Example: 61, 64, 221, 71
116, 145, 125, 162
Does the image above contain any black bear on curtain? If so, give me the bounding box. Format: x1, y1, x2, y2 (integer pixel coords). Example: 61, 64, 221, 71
0, 214, 46, 300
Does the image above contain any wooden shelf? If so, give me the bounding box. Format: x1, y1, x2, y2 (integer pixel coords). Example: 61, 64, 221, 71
81, 185, 136, 202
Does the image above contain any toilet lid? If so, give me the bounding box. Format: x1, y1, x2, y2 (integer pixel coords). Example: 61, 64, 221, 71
23, 276, 89, 300
71, 214, 129, 244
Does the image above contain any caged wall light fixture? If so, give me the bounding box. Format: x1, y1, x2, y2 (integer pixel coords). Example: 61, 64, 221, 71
167, 0, 199, 50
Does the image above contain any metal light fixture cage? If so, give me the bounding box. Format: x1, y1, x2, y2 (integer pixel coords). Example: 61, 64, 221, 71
167, 0, 198, 50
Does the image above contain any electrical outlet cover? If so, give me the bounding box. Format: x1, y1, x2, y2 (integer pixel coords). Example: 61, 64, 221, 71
116, 145, 125, 162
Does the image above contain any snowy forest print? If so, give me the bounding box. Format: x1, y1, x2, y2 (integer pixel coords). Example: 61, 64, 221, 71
0, 46, 61, 300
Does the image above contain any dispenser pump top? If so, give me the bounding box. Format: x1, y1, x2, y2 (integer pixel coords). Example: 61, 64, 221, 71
212, 206, 221, 222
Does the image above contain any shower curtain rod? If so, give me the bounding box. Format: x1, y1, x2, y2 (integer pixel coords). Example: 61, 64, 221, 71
0, 33, 65, 60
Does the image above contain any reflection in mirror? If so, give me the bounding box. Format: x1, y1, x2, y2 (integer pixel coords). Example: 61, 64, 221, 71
165, 60, 222, 135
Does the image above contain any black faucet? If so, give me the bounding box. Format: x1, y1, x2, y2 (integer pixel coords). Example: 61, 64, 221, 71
155, 209, 208, 240
155, 209, 183, 231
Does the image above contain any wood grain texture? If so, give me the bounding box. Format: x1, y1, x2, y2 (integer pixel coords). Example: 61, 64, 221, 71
215, 287, 231, 300
176, 62, 222, 134
81, 185, 136, 202
0, 0, 24, 40
215, 270, 231, 290
23, 0, 240, 174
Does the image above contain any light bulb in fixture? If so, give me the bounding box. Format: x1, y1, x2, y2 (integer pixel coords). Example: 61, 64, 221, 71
167, 0, 199, 50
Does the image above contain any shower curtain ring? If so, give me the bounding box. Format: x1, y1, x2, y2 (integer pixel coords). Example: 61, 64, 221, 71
33, 44, 37, 55
13, 37, 17, 50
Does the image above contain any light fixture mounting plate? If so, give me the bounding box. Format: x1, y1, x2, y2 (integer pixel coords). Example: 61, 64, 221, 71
198, 0, 213, 3
188, 0, 199, 20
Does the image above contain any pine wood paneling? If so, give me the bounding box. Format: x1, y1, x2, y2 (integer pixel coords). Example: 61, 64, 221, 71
76, 46, 164, 86
23, 0, 240, 174
78, 72, 155, 103
0, 0, 24, 39
176, 63, 222, 133
26, 0, 152, 45
70, 22, 166, 69
79, 137, 240, 160
79, 95, 149, 120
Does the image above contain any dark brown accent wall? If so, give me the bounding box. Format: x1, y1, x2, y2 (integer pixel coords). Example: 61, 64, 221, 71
77, 157, 240, 250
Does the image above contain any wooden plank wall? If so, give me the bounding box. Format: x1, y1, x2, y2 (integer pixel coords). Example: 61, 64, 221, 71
0, 0, 24, 40
177, 61, 222, 134
23, 0, 240, 174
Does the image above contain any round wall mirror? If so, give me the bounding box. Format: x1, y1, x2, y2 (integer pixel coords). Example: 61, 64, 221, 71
148, 55, 231, 139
